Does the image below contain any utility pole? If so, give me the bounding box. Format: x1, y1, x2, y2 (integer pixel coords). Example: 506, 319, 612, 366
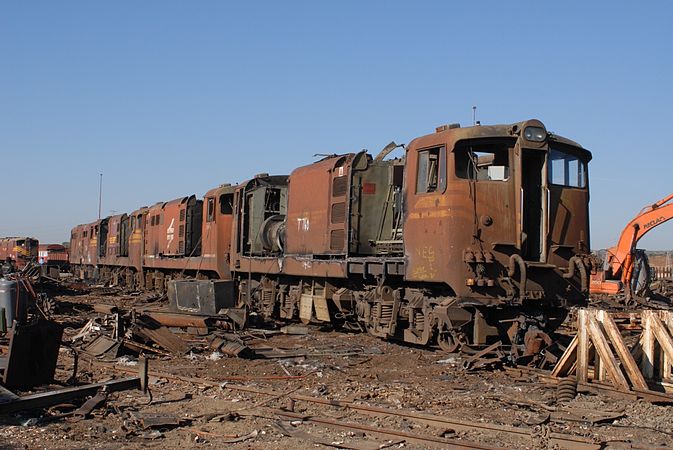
98, 173, 103, 220
472, 106, 477, 126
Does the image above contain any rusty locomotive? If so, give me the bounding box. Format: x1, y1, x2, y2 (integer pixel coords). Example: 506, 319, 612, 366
0, 237, 39, 270
69, 119, 593, 348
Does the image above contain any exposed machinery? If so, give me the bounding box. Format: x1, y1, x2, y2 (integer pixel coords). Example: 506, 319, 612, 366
70, 120, 593, 349
590, 193, 673, 299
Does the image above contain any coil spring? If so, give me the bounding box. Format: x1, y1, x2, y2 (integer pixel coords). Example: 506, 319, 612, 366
380, 304, 393, 323
414, 311, 425, 330
556, 378, 577, 403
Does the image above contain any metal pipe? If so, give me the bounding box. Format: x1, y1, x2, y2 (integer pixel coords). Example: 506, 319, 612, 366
98, 173, 103, 220
563, 256, 588, 292
507, 254, 527, 293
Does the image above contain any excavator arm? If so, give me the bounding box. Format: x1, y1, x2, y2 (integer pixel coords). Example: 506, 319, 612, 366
591, 193, 673, 296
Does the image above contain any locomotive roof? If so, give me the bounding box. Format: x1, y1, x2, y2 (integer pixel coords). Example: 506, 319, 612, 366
412, 119, 591, 160
204, 183, 236, 198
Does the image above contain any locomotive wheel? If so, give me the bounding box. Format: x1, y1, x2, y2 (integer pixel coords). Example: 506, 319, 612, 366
437, 331, 461, 353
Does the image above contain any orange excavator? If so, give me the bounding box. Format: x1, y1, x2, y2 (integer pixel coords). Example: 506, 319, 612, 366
590, 193, 673, 299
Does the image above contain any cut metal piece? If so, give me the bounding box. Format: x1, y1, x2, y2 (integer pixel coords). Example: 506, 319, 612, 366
73, 389, 108, 419
0, 377, 140, 414
0, 320, 63, 388
132, 323, 190, 355
82, 335, 122, 359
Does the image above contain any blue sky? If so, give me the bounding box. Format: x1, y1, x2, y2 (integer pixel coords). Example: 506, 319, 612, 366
1, 1, 672, 249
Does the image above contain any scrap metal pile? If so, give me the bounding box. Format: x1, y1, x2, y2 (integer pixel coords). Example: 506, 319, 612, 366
1, 275, 673, 449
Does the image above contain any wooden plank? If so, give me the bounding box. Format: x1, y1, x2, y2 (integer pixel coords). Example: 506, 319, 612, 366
595, 344, 606, 381
597, 310, 648, 390
661, 312, 673, 380
641, 311, 655, 379
551, 334, 578, 378
587, 315, 630, 390
648, 313, 673, 376
577, 310, 589, 383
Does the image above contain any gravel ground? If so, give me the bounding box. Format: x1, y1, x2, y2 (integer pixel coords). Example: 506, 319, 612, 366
2, 286, 673, 449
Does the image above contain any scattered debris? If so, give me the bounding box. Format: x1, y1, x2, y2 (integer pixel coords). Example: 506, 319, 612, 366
0, 376, 141, 414
461, 341, 506, 371
3, 280, 673, 449
280, 324, 309, 335
130, 411, 189, 429
82, 335, 121, 359
209, 334, 253, 358
178, 428, 259, 443
131, 319, 191, 355
72, 389, 108, 419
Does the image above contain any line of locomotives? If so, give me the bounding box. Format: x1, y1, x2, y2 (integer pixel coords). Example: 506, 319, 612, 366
69, 119, 594, 350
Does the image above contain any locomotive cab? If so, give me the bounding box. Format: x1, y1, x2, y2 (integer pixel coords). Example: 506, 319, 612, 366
405, 120, 592, 305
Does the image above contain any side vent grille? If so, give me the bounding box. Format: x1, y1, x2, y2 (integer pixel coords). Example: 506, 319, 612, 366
331, 202, 346, 224
332, 176, 347, 197
330, 229, 345, 251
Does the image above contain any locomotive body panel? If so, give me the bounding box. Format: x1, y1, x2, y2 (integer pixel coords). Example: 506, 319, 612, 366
285, 156, 351, 256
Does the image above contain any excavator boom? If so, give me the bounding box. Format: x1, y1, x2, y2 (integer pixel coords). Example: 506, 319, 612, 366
590, 193, 673, 296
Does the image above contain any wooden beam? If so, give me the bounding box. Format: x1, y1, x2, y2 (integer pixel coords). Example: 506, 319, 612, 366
577, 309, 589, 383
551, 334, 578, 378
597, 310, 648, 390
660, 311, 673, 380
587, 315, 630, 391
641, 311, 655, 379
648, 312, 673, 376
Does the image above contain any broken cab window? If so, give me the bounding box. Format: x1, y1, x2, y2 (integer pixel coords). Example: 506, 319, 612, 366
455, 141, 510, 181
220, 194, 233, 214
416, 146, 446, 194
206, 198, 216, 222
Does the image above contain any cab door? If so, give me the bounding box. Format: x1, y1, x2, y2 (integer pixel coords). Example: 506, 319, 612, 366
404, 143, 449, 283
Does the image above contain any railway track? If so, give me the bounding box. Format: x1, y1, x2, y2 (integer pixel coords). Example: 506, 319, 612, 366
98, 361, 603, 449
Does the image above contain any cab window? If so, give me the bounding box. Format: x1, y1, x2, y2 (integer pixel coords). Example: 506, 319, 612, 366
220, 194, 233, 214
206, 198, 216, 222
549, 148, 586, 188
455, 140, 511, 181
416, 146, 446, 193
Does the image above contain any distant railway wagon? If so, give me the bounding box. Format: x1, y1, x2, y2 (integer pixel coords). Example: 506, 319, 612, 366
0, 237, 39, 269
70, 119, 593, 350
38, 244, 69, 267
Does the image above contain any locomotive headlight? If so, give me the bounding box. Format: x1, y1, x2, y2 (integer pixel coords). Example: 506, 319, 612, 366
524, 126, 546, 142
